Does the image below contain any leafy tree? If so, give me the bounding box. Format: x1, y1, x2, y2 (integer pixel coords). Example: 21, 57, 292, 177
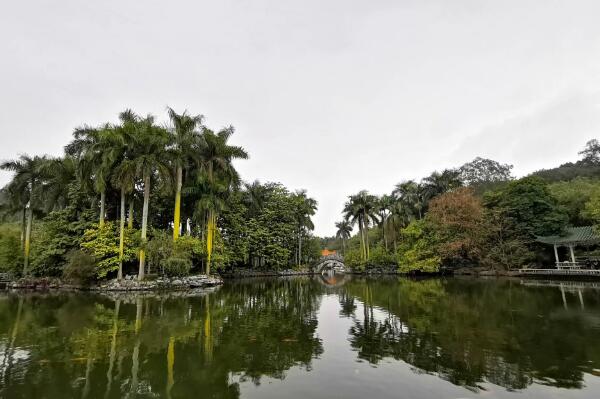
483, 177, 568, 239
80, 222, 138, 279
578, 139, 600, 165
426, 188, 484, 267
396, 220, 440, 273
459, 157, 513, 186
549, 177, 600, 226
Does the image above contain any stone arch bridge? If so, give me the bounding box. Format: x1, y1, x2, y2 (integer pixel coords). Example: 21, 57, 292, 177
314, 254, 347, 274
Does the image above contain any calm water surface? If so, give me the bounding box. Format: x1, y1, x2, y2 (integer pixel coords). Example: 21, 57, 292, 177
2, 276, 600, 398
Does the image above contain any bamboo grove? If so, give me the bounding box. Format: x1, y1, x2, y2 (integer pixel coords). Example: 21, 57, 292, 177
0, 109, 319, 280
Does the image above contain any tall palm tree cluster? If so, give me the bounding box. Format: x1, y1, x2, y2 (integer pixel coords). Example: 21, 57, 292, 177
0, 108, 252, 279
336, 169, 462, 261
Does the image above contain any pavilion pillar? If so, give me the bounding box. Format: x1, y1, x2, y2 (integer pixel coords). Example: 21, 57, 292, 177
553, 244, 559, 264
569, 245, 576, 263
560, 284, 568, 310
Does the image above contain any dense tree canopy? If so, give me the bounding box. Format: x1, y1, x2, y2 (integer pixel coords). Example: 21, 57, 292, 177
0, 109, 318, 279
332, 141, 599, 272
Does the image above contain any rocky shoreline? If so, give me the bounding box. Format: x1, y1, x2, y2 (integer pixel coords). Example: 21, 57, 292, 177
4, 275, 223, 291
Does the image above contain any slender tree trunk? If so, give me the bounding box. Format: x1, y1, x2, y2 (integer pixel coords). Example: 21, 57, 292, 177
2, 297, 23, 386
173, 166, 182, 241
23, 205, 33, 276
298, 231, 302, 266
82, 343, 94, 399
358, 220, 365, 261
130, 339, 140, 397
206, 211, 215, 276
128, 199, 134, 229
118, 188, 126, 280
383, 223, 388, 252
364, 212, 370, 260
138, 173, 150, 280
204, 295, 212, 362
99, 190, 106, 227
104, 300, 120, 399
20, 207, 26, 250
342, 238, 346, 256
166, 336, 175, 399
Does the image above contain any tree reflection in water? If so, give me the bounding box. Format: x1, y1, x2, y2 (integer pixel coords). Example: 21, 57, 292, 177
0, 278, 324, 398
1, 277, 600, 398
343, 277, 600, 392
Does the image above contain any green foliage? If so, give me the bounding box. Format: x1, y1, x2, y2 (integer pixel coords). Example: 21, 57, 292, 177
80, 222, 138, 279
367, 245, 396, 267
162, 257, 192, 277
344, 247, 365, 270
459, 157, 513, 186
396, 220, 441, 273
0, 224, 22, 274
146, 230, 203, 276
29, 208, 96, 277
483, 177, 568, 238
549, 177, 600, 226
62, 250, 96, 284
220, 183, 317, 270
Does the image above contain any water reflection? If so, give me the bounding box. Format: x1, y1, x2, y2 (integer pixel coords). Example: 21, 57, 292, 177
1, 277, 600, 398
343, 277, 600, 392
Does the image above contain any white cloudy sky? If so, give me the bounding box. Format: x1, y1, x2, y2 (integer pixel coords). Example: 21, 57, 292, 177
1, 0, 600, 236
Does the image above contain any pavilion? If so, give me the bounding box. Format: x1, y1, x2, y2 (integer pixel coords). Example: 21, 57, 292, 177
537, 226, 600, 268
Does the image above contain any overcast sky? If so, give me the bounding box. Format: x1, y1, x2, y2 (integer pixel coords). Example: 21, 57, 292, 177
1, 0, 600, 236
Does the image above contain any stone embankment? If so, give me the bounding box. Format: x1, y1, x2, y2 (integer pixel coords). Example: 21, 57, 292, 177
219, 268, 313, 278
6, 275, 223, 291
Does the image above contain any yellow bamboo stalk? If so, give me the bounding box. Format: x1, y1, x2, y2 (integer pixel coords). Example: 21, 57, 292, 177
173, 166, 182, 241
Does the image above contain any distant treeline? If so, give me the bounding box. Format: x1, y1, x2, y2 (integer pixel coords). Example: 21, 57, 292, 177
331, 140, 600, 271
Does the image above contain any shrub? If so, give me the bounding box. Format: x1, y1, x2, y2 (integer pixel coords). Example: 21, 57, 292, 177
80, 222, 138, 279
63, 250, 96, 284
0, 224, 23, 275
147, 231, 203, 276
163, 257, 192, 277
367, 246, 396, 267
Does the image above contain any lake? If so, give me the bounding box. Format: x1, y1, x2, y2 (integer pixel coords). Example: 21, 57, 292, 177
1, 276, 600, 398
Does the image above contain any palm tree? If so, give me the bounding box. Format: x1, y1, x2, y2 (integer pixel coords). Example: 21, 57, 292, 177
37, 156, 78, 211
343, 190, 378, 261
0, 180, 28, 249
166, 107, 203, 241
293, 190, 317, 266
376, 195, 393, 252
125, 112, 172, 280
194, 181, 227, 275
420, 169, 462, 203
243, 180, 271, 217
108, 123, 139, 280
195, 127, 248, 275
1, 155, 48, 275
335, 220, 352, 255
387, 199, 413, 252
65, 124, 116, 227
392, 180, 424, 219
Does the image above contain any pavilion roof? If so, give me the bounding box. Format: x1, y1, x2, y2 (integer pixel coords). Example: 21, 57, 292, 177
537, 226, 600, 246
